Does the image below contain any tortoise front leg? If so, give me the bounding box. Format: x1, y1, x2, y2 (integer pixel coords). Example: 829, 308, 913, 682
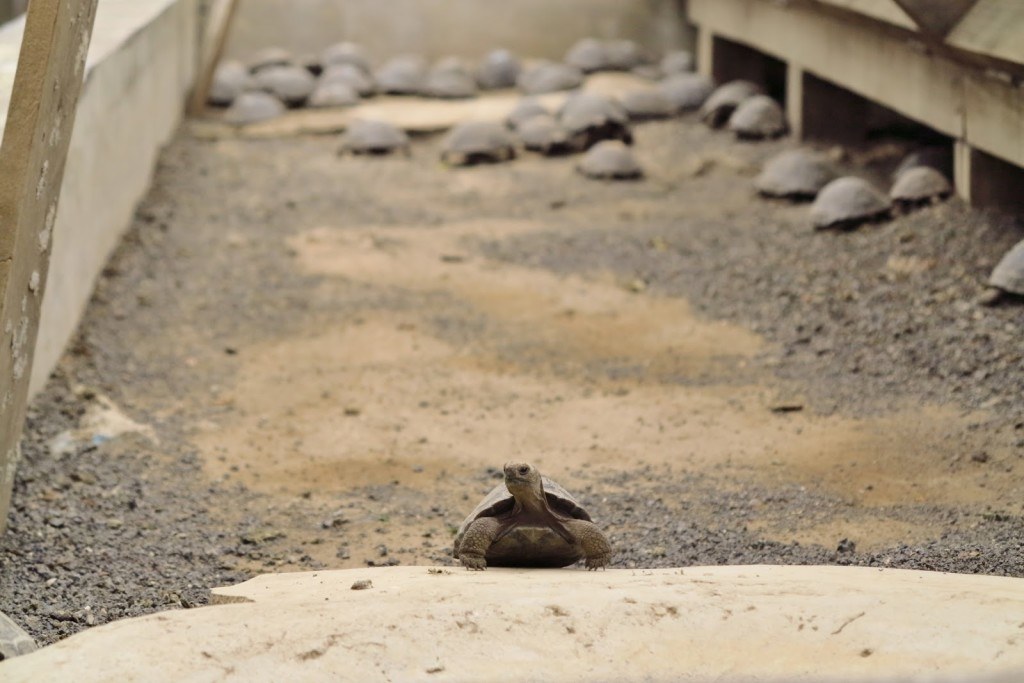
565, 519, 612, 570
456, 517, 502, 570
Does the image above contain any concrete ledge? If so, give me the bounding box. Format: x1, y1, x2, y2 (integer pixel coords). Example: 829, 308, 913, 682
2, 565, 1023, 682
223, 0, 692, 62
0, 0, 198, 396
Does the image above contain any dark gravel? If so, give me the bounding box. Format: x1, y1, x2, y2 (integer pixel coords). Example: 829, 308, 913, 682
1, 111, 1022, 648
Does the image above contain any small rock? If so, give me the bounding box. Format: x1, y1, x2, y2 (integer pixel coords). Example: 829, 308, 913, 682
836, 538, 856, 554
350, 579, 373, 590
971, 452, 990, 463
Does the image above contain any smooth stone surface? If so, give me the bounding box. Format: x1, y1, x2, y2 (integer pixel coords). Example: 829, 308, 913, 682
4, 565, 1023, 682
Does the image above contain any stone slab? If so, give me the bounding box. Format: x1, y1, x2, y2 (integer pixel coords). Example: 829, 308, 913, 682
2, 565, 1024, 681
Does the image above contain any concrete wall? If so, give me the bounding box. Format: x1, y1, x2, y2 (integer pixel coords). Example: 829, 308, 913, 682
224, 0, 693, 62
0, 0, 198, 397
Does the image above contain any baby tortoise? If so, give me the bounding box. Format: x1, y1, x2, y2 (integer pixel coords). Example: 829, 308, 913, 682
338, 119, 410, 156
558, 92, 633, 151
477, 49, 521, 90
810, 176, 891, 230
658, 73, 714, 112
223, 91, 285, 126
577, 140, 643, 180
208, 61, 252, 107
979, 239, 1024, 306
253, 65, 316, 107
889, 166, 951, 208
375, 54, 428, 95
453, 462, 613, 570
620, 88, 675, 121
517, 114, 574, 156
728, 95, 787, 140
700, 79, 762, 128
754, 148, 838, 200
516, 61, 584, 95
441, 121, 517, 166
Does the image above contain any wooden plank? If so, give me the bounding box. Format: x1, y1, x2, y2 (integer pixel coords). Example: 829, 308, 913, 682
188, 0, 240, 116
946, 0, 1024, 67
0, 0, 99, 533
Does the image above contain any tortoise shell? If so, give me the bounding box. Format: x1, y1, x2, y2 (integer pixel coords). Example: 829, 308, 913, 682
223, 91, 285, 126
810, 177, 892, 229
441, 121, 517, 166
658, 73, 714, 112
453, 475, 593, 567
477, 49, 521, 90
253, 65, 316, 107
577, 140, 643, 180
989, 239, 1024, 296
754, 149, 838, 200
728, 95, 787, 139
375, 55, 428, 95
339, 119, 410, 156
516, 61, 584, 95
889, 166, 952, 204
517, 114, 573, 155
700, 79, 763, 128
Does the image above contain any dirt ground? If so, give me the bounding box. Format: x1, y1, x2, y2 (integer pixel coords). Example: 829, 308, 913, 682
1, 103, 1022, 646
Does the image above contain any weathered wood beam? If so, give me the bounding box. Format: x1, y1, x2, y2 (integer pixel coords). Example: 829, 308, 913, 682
0, 0, 99, 533
893, 0, 978, 38
188, 0, 240, 116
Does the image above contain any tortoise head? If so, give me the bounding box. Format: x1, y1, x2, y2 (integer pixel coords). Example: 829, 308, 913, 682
503, 461, 544, 501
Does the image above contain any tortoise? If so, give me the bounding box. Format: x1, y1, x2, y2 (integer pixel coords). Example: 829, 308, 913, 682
979, 239, 1024, 306
247, 46, 293, 74
727, 94, 787, 140
441, 121, 517, 166
604, 39, 647, 71
374, 54, 428, 95
558, 92, 633, 150
253, 65, 316, 107
577, 140, 643, 180
517, 114, 574, 156
754, 148, 838, 200
517, 61, 584, 94
338, 119, 410, 156
810, 176, 892, 229
700, 79, 763, 128
505, 98, 550, 130
307, 81, 360, 108
565, 37, 609, 73
321, 64, 377, 97
321, 42, 371, 74
423, 59, 479, 99
892, 145, 953, 182
223, 91, 285, 126
658, 73, 714, 112
476, 48, 521, 90
207, 60, 252, 107
453, 462, 613, 570
660, 50, 694, 75
889, 166, 952, 207
620, 88, 675, 121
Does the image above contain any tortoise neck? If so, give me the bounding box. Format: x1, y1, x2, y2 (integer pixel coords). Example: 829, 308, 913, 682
507, 479, 548, 513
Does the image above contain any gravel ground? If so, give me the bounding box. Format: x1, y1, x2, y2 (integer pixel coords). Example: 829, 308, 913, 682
1, 108, 1022, 647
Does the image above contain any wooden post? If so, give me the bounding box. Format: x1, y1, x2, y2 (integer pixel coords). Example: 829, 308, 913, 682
0, 0, 99, 533
188, 0, 240, 115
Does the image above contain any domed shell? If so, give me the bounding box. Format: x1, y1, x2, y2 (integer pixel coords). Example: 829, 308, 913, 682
565, 38, 609, 73
658, 73, 714, 111
321, 64, 377, 97
247, 46, 293, 74
375, 55, 427, 95
307, 81, 360, 108
517, 61, 584, 94
754, 149, 838, 199
208, 61, 251, 107
889, 166, 952, 204
728, 95, 787, 139
577, 140, 643, 180
441, 121, 517, 166
517, 114, 573, 155
339, 119, 410, 155
223, 91, 285, 125
476, 49, 521, 90
620, 88, 675, 120
892, 146, 953, 182
453, 475, 592, 552
700, 79, 762, 128
988, 239, 1024, 296
320, 42, 370, 73
660, 50, 694, 75
253, 65, 316, 107
423, 61, 478, 99
559, 93, 632, 149
605, 40, 645, 70
506, 98, 549, 130
810, 176, 892, 229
